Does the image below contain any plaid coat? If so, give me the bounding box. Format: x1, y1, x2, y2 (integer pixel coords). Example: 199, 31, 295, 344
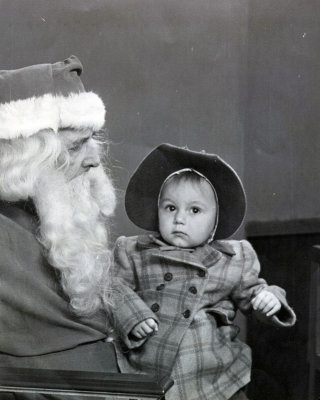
110, 234, 296, 400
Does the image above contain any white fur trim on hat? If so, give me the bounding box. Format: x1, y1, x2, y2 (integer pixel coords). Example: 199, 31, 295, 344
0, 94, 59, 140
58, 92, 105, 131
0, 91, 105, 140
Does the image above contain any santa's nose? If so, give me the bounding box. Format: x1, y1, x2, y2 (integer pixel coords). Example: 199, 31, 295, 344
82, 144, 100, 168
82, 155, 100, 169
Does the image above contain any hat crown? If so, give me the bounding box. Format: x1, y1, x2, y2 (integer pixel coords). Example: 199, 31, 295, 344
0, 56, 105, 140
0, 55, 84, 104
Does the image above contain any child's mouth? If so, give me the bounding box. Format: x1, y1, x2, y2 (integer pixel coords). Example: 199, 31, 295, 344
173, 231, 187, 237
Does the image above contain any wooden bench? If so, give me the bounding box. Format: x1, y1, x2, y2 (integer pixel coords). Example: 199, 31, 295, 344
0, 367, 174, 400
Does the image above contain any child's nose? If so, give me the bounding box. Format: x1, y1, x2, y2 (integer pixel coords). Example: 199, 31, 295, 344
174, 210, 186, 224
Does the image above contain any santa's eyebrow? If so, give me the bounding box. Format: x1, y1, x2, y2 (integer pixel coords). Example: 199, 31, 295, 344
67, 137, 86, 148
70, 132, 93, 144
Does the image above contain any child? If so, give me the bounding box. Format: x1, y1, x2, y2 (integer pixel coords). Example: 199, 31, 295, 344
110, 143, 296, 400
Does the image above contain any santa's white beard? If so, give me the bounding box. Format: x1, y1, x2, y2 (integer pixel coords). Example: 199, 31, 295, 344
33, 165, 116, 315
0, 130, 116, 315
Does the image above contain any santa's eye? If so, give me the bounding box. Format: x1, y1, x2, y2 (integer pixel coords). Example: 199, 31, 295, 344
68, 137, 89, 152
69, 142, 83, 152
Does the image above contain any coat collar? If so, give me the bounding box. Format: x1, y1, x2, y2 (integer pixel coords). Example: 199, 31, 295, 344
137, 233, 235, 269
0, 201, 38, 234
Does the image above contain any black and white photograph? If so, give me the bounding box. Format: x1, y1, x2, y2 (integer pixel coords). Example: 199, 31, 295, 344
0, 1, 319, 399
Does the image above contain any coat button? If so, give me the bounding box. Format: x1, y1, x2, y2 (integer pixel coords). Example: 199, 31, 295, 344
198, 270, 206, 277
156, 284, 165, 291
182, 309, 191, 318
151, 303, 160, 312
189, 286, 197, 294
164, 272, 173, 281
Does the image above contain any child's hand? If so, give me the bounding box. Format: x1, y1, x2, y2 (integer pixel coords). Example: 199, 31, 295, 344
130, 318, 158, 339
251, 290, 281, 317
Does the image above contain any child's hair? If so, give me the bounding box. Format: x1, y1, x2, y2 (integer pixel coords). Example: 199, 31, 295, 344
159, 169, 218, 204
159, 170, 206, 197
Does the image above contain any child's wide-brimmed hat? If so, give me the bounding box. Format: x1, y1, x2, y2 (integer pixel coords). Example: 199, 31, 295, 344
0, 55, 105, 140
125, 143, 246, 240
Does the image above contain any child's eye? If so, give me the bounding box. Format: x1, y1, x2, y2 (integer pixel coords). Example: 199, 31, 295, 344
192, 207, 200, 214
166, 205, 176, 212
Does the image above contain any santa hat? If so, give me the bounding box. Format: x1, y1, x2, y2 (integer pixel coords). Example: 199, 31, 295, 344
0, 55, 105, 140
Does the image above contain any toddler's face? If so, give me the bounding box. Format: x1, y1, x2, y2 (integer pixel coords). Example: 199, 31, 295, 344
158, 178, 217, 248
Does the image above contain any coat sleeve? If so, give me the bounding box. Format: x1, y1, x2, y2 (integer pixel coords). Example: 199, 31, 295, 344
110, 236, 159, 349
231, 240, 296, 327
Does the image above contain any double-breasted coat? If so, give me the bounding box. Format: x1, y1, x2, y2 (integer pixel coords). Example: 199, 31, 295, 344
110, 234, 296, 400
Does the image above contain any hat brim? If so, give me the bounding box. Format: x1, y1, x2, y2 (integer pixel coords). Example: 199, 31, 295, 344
125, 143, 246, 240
0, 92, 105, 140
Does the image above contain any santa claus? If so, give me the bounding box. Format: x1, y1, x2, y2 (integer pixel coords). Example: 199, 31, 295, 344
0, 56, 118, 380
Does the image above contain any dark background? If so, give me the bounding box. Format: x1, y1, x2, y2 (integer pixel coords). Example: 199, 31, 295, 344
1, 0, 319, 239
0, 1, 319, 398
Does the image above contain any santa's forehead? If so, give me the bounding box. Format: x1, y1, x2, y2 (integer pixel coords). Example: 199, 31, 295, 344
59, 128, 93, 143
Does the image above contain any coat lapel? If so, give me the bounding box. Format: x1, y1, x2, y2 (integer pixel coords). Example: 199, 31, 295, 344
136, 234, 235, 271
